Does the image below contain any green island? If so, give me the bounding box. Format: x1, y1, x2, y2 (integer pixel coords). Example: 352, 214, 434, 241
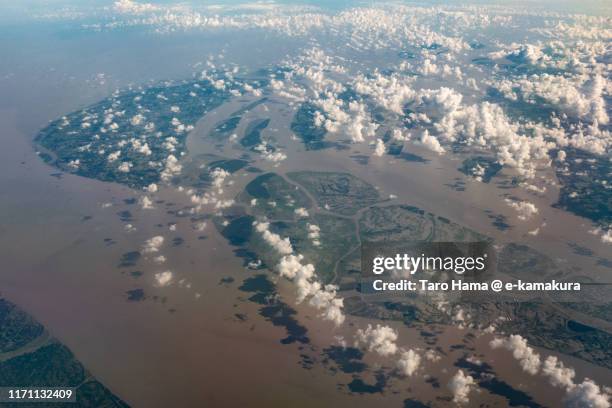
554, 147, 612, 226
240, 118, 271, 149
214, 170, 612, 372
290, 102, 328, 150
209, 116, 241, 140
35, 79, 234, 189
238, 173, 312, 219
458, 156, 502, 183
286, 171, 380, 216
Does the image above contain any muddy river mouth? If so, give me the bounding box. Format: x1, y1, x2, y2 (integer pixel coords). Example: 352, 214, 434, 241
0, 83, 610, 408
0, 18, 610, 403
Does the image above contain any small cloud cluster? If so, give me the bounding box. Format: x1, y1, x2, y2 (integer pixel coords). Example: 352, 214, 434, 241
142, 235, 164, 254
188, 167, 235, 212
420, 130, 445, 154
160, 154, 182, 182
306, 223, 321, 246
589, 226, 612, 245
448, 369, 476, 404
254, 141, 288, 163
294, 207, 309, 218
139, 195, 154, 209
254, 221, 293, 255
113, 0, 158, 14
154, 270, 173, 287
254, 221, 345, 326
396, 348, 421, 377
504, 198, 539, 221
564, 379, 610, 408
490, 334, 541, 375
542, 355, 575, 389
373, 138, 386, 157
354, 324, 398, 357
491, 334, 610, 406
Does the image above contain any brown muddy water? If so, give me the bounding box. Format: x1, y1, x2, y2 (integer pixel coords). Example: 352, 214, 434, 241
0, 24, 610, 408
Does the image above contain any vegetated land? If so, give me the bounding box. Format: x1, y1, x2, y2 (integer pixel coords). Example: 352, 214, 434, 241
176, 153, 249, 190
0, 299, 128, 407
209, 116, 242, 140
240, 118, 270, 149
287, 171, 380, 216
554, 147, 612, 226
290, 102, 328, 150
458, 156, 503, 183
36, 79, 232, 189
221, 172, 360, 283
202, 160, 612, 373
238, 172, 312, 219
347, 205, 612, 370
